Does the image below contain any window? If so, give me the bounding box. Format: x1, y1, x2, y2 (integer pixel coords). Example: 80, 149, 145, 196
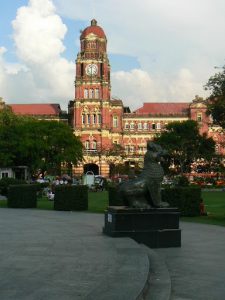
130, 123, 134, 130
152, 123, 156, 130
84, 89, 88, 99
1, 172, 8, 178
138, 123, 142, 130
92, 140, 97, 150
95, 89, 99, 99
82, 114, 85, 124
130, 146, 134, 153
89, 89, 94, 98
143, 123, 148, 130
215, 144, 220, 153
87, 114, 91, 124
93, 114, 96, 124
85, 140, 90, 149
98, 114, 102, 124
113, 116, 118, 128
156, 123, 161, 130
197, 113, 202, 122
125, 123, 129, 130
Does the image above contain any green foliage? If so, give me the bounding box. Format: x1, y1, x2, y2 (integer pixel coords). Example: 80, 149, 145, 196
176, 176, 189, 187
162, 187, 201, 216
0, 108, 83, 174
7, 184, 37, 208
54, 185, 88, 211
205, 66, 225, 129
154, 120, 215, 174
0, 177, 26, 196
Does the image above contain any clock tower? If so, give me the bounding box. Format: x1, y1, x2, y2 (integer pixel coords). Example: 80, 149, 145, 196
69, 19, 123, 177
75, 19, 111, 102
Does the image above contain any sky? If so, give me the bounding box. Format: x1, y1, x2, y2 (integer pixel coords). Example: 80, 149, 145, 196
1, 0, 225, 111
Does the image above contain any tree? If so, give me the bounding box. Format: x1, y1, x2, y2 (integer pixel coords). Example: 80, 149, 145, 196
154, 120, 215, 174
205, 66, 225, 129
0, 107, 83, 175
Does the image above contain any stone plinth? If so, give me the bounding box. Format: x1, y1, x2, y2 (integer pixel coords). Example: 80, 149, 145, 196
103, 206, 181, 248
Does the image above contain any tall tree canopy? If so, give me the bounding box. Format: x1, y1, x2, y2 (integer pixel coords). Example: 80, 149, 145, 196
154, 120, 215, 174
0, 107, 83, 174
205, 65, 225, 129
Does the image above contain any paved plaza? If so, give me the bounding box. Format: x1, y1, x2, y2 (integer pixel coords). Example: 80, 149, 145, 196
0, 208, 224, 299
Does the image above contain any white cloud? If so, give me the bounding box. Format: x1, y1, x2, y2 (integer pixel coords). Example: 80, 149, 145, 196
1, 0, 74, 109
0, 0, 224, 110
53, 0, 225, 107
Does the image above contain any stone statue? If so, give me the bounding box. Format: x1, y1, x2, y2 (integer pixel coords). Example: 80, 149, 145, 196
118, 141, 169, 208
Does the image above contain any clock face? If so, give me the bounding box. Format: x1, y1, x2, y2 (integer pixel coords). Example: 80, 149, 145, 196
85, 64, 98, 76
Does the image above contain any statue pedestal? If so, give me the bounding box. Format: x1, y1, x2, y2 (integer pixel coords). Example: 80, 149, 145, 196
103, 206, 181, 248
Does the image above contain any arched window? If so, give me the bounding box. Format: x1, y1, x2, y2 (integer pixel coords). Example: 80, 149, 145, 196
92, 140, 97, 150
197, 112, 202, 122
87, 114, 91, 124
84, 89, 88, 99
93, 114, 97, 124
113, 116, 118, 128
85, 140, 90, 150
143, 123, 148, 130
82, 114, 85, 124
98, 114, 102, 124
138, 123, 142, 130
89, 89, 94, 98
95, 88, 99, 99
130, 123, 134, 130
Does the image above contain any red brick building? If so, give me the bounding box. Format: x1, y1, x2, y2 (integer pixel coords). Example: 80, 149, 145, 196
68, 20, 224, 177
1, 20, 224, 178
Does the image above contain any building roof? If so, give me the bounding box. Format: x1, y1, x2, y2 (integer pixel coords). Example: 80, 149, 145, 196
10, 104, 62, 116
134, 102, 190, 116
80, 19, 106, 39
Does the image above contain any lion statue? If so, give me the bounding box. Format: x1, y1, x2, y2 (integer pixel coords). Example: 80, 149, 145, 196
118, 142, 169, 208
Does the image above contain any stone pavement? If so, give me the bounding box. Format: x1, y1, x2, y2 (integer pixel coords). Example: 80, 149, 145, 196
0, 208, 224, 300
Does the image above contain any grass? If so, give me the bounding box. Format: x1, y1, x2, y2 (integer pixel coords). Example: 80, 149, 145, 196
181, 191, 225, 227
1, 190, 225, 226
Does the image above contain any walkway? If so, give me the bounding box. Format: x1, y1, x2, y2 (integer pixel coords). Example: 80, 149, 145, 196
0, 208, 224, 299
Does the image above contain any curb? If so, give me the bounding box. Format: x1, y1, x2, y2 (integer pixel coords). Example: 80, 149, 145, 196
138, 245, 171, 300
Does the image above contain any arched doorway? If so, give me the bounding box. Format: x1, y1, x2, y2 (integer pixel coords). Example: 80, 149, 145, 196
83, 163, 99, 175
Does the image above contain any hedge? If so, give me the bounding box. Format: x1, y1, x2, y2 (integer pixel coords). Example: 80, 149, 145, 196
162, 187, 201, 216
54, 185, 88, 211
7, 184, 37, 208
108, 185, 201, 216
0, 178, 26, 196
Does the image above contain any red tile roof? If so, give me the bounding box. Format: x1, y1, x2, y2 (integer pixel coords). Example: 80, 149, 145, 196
134, 103, 190, 116
81, 19, 106, 39
10, 104, 62, 116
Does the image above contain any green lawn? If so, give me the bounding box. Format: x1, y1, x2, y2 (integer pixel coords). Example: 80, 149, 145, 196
1, 190, 225, 226
181, 191, 225, 226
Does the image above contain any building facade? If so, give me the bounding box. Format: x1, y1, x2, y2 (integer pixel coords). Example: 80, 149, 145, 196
1, 21, 224, 178
69, 20, 224, 177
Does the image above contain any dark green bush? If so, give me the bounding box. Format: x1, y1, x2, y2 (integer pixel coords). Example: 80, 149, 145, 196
162, 187, 201, 216
0, 177, 26, 196
108, 185, 124, 206
54, 185, 88, 211
7, 184, 37, 208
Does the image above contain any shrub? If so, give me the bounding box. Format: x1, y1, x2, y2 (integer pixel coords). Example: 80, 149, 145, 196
108, 185, 124, 206
176, 176, 189, 187
54, 185, 88, 211
0, 177, 26, 196
162, 187, 201, 216
7, 184, 37, 208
